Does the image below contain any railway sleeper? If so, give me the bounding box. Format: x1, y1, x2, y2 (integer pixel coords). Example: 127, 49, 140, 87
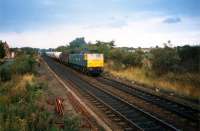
93, 102, 101, 105
130, 116, 148, 123
126, 114, 142, 119
117, 121, 128, 126
105, 110, 112, 114
110, 104, 126, 109
113, 117, 122, 122
144, 126, 163, 131
124, 127, 134, 131
118, 108, 135, 113
107, 114, 116, 117
97, 105, 105, 109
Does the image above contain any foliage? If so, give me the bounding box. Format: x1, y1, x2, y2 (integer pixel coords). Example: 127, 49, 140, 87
109, 48, 123, 63
0, 74, 60, 131
63, 116, 80, 131
56, 39, 199, 76
0, 53, 36, 82
20, 47, 39, 55
105, 64, 200, 100
0, 66, 11, 81
12, 55, 36, 74
55, 46, 69, 52
150, 46, 180, 75
177, 45, 200, 72
0, 41, 5, 59
0, 51, 80, 130
129, 49, 144, 67
109, 48, 144, 67
95, 40, 115, 59
69, 37, 86, 48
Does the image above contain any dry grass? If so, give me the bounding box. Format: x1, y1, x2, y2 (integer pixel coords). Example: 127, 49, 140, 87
10, 74, 34, 97
0, 74, 35, 100
105, 62, 200, 100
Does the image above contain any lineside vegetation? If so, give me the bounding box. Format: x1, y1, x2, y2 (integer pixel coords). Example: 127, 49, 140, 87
53, 37, 200, 100
0, 51, 80, 131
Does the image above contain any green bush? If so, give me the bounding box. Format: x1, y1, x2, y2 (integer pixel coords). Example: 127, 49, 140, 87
109, 48, 144, 68
12, 55, 36, 74
0, 67, 11, 81
63, 116, 80, 131
177, 45, 200, 72
150, 46, 180, 75
0, 80, 58, 131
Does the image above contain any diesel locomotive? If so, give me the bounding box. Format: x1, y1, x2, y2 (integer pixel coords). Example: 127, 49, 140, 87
46, 52, 104, 75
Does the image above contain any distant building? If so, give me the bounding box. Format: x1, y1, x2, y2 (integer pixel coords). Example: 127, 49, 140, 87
127, 48, 151, 53
11, 52, 15, 58
141, 48, 151, 53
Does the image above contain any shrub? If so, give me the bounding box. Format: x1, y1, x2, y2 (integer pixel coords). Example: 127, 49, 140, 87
12, 55, 36, 74
0, 76, 56, 131
0, 67, 11, 81
109, 48, 144, 68
109, 48, 126, 65
177, 45, 200, 72
63, 116, 80, 131
150, 46, 180, 75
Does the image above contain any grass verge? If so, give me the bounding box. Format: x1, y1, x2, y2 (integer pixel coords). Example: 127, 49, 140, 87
0, 54, 80, 131
104, 62, 200, 100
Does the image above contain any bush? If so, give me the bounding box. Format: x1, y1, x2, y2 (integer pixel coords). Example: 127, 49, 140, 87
123, 49, 144, 67
109, 48, 124, 63
177, 45, 200, 72
0, 67, 11, 81
0, 76, 58, 131
109, 48, 144, 68
12, 55, 36, 74
150, 46, 180, 75
63, 116, 80, 131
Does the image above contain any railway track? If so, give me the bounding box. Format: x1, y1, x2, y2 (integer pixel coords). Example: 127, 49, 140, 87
43, 56, 179, 131
96, 77, 200, 124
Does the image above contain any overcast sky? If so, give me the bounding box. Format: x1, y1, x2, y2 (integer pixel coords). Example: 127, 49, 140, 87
0, 0, 200, 48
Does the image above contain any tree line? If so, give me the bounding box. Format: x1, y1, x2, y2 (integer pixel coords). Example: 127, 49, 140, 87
54, 37, 200, 75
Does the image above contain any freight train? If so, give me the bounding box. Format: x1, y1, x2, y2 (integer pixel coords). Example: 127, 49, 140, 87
46, 52, 104, 75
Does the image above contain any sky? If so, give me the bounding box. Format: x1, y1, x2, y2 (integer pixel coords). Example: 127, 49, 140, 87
0, 0, 200, 48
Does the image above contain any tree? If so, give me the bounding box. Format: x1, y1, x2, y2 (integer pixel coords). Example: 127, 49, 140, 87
177, 45, 200, 72
0, 41, 5, 58
94, 40, 115, 60
109, 48, 124, 63
55, 46, 68, 52
96, 40, 115, 48
69, 37, 86, 48
150, 46, 180, 75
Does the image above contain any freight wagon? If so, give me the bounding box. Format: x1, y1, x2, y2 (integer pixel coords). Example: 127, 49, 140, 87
46, 52, 104, 75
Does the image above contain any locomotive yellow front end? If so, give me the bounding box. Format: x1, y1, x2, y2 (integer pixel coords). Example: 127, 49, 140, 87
84, 53, 104, 74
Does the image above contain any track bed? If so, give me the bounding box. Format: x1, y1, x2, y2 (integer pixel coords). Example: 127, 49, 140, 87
43, 55, 179, 131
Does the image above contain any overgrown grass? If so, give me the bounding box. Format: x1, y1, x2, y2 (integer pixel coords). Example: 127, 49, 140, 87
105, 62, 200, 100
0, 74, 54, 131
12, 54, 36, 75
0, 54, 80, 130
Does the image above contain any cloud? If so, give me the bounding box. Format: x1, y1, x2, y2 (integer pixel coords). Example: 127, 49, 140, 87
1, 15, 200, 49
163, 17, 181, 24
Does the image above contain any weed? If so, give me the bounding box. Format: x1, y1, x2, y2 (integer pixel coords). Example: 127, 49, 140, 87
105, 62, 200, 100
0, 67, 11, 81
